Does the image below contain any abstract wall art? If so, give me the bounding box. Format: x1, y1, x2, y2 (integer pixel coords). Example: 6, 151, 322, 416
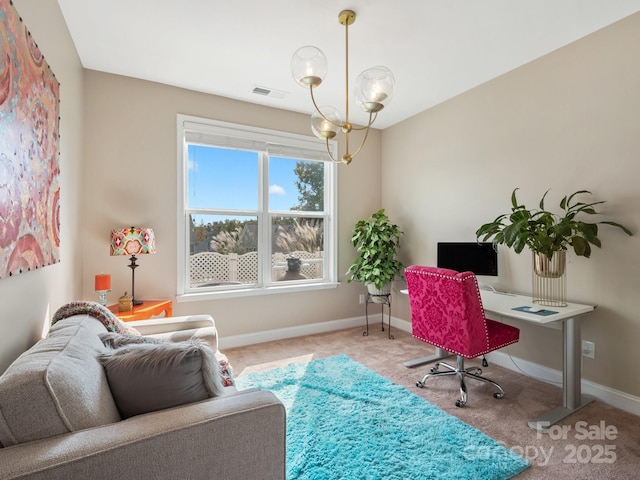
0, 0, 60, 278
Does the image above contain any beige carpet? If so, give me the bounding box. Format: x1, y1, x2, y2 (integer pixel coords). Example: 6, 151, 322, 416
226, 326, 640, 480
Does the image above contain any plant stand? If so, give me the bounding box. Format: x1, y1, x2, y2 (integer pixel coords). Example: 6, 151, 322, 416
364, 293, 393, 339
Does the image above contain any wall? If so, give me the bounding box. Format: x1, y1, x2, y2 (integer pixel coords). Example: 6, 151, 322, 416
81, 71, 382, 339
0, 1, 84, 372
7, 3, 636, 400
383, 13, 640, 397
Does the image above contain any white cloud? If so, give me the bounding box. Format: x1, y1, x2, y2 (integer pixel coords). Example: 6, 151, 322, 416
269, 184, 286, 195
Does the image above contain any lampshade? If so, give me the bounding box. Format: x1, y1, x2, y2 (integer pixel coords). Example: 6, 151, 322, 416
110, 227, 156, 257
291, 46, 327, 88
311, 106, 340, 139
354, 66, 395, 113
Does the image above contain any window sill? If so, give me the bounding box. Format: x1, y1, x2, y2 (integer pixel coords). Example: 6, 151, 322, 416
176, 281, 340, 302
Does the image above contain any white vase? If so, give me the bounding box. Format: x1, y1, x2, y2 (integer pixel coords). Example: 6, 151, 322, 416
367, 283, 391, 302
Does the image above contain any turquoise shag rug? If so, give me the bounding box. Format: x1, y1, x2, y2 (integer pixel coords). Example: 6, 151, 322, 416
236, 354, 529, 480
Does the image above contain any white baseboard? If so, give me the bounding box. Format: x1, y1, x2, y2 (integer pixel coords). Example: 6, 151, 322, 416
218, 315, 640, 418
486, 349, 640, 417
219, 316, 366, 350
392, 317, 412, 333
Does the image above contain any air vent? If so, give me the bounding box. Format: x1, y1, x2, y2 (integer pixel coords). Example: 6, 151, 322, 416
251, 85, 288, 99
253, 86, 271, 96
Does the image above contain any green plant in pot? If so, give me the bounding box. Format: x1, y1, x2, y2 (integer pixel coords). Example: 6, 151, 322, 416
476, 188, 632, 305
347, 209, 404, 300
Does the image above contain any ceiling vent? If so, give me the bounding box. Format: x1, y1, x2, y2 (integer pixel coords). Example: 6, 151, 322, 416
251, 85, 287, 99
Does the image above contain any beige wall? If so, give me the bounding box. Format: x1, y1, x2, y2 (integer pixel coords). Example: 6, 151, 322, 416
81, 72, 382, 339
3, 2, 639, 403
0, 2, 84, 373
383, 13, 640, 397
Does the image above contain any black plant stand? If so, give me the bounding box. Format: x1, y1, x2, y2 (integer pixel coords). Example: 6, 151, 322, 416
364, 293, 393, 339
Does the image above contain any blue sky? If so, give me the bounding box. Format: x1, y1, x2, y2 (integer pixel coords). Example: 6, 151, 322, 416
187, 145, 301, 212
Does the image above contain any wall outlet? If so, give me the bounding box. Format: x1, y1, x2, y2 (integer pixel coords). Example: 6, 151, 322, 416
582, 340, 595, 359
359, 294, 365, 304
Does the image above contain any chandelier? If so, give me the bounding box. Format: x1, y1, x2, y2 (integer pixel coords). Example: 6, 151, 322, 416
291, 10, 394, 165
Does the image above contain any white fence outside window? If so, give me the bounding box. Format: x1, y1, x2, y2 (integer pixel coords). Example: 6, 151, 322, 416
189, 251, 324, 287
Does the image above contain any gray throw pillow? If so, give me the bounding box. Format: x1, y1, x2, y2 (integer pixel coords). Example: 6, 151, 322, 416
99, 339, 226, 418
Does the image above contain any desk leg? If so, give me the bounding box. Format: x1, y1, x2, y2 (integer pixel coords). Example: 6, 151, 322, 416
403, 348, 453, 368
565, 317, 584, 409
528, 317, 594, 430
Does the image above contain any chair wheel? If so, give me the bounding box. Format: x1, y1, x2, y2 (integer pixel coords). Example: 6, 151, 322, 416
416, 381, 424, 388
494, 392, 504, 399
430, 367, 439, 373
482, 358, 489, 367
455, 400, 465, 407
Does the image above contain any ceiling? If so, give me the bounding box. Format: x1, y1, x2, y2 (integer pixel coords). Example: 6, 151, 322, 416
56, 0, 640, 129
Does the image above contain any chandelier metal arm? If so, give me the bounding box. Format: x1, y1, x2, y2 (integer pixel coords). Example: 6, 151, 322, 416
323, 113, 374, 165
350, 111, 378, 131
309, 86, 342, 129
346, 114, 374, 160
310, 82, 378, 133
324, 137, 340, 163
318, 111, 376, 164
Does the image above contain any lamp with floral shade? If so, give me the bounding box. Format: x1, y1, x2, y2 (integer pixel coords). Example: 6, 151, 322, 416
110, 227, 156, 306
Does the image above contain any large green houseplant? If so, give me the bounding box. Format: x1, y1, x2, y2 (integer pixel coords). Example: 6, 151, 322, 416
347, 209, 404, 295
476, 188, 632, 259
476, 188, 632, 306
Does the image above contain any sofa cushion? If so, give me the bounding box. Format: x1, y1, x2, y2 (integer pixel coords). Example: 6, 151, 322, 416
99, 339, 226, 418
127, 315, 219, 351
0, 316, 121, 447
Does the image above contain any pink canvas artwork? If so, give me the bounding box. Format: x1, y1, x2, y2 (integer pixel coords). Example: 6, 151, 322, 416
0, 0, 60, 278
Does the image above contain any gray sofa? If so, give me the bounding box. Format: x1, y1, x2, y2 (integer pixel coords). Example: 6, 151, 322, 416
0, 313, 286, 480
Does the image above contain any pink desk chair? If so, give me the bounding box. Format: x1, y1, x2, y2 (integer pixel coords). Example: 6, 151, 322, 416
405, 265, 520, 407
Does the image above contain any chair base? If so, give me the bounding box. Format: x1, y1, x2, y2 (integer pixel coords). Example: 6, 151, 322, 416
416, 356, 505, 407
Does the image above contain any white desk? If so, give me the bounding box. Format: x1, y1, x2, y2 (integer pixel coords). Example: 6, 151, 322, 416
402, 288, 596, 430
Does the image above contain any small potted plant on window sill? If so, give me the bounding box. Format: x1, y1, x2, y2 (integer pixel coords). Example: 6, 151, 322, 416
347, 209, 404, 302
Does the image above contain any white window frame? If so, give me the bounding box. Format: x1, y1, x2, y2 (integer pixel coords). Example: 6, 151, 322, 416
176, 114, 339, 301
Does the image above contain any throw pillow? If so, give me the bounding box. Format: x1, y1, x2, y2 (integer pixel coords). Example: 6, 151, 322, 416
99, 332, 163, 348
99, 339, 226, 418
52, 301, 140, 335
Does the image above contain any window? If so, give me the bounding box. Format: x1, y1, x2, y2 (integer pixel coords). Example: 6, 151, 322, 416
177, 115, 338, 299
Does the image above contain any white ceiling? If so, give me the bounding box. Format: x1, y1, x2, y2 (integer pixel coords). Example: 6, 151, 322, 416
56, 0, 640, 129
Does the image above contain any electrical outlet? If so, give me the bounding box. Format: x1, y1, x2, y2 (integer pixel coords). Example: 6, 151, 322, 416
359, 294, 365, 304
582, 340, 595, 359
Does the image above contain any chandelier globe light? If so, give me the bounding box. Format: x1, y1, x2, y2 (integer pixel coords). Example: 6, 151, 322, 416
355, 66, 395, 112
311, 106, 340, 139
291, 46, 328, 89
291, 9, 394, 165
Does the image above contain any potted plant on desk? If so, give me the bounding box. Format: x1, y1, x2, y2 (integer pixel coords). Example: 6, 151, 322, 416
347, 209, 404, 302
475, 188, 632, 306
